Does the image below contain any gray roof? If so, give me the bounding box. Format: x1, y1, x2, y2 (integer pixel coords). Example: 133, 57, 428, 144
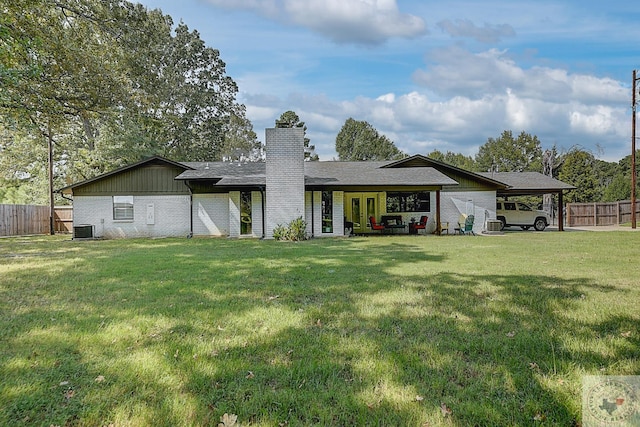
175, 160, 458, 188
478, 172, 576, 194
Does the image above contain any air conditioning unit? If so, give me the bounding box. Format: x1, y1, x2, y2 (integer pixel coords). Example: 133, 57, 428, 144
73, 224, 94, 239
486, 220, 502, 232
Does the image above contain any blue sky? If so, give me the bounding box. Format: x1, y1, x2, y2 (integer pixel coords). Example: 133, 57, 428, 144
136, 0, 640, 162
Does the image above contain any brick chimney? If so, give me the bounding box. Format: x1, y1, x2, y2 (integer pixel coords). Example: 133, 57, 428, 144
264, 127, 305, 239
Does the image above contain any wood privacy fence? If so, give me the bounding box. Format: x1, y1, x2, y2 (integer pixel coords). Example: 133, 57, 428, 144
566, 200, 640, 226
0, 204, 73, 236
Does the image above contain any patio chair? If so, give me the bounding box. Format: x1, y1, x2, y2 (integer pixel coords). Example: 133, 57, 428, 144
459, 214, 475, 235
369, 216, 385, 233
413, 215, 428, 234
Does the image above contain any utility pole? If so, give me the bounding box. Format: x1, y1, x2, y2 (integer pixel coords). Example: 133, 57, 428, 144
632, 71, 638, 229
48, 121, 55, 235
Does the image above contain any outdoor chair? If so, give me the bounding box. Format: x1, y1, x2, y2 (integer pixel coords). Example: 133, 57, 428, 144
458, 214, 475, 235
369, 216, 385, 233
413, 215, 428, 234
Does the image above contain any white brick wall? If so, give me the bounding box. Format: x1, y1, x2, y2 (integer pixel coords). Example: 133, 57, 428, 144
193, 194, 229, 236
251, 191, 264, 238
332, 191, 345, 236
73, 195, 190, 239
265, 127, 305, 239
441, 190, 496, 233
228, 191, 241, 238
303, 190, 346, 237
192, 191, 263, 238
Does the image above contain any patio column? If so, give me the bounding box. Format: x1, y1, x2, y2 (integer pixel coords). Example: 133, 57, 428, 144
558, 191, 564, 231
436, 190, 441, 235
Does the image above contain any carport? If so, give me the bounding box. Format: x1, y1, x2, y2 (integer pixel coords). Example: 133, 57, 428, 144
479, 172, 576, 231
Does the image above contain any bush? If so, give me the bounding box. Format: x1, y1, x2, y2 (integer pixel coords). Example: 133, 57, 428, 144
272, 217, 307, 241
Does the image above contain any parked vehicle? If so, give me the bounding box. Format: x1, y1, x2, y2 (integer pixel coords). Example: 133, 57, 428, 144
496, 200, 550, 231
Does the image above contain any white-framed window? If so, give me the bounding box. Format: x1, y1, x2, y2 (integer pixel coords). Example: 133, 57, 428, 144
322, 191, 333, 233
113, 196, 134, 220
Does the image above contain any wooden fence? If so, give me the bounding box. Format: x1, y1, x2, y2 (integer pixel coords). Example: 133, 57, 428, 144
566, 200, 640, 226
0, 204, 73, 236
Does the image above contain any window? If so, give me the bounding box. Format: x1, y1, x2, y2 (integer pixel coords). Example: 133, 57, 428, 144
240, 191, 252, 235
386, 192, 430, 213
322, 191, 333, 233
113, 196, 134, 220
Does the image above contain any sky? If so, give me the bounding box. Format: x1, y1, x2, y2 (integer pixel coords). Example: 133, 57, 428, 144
135, 0, 640, 163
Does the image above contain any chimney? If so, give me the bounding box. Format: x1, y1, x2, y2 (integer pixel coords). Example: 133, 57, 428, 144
264, 127, 305, 239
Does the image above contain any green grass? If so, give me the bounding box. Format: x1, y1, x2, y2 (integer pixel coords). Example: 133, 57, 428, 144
1, 232, 638, 426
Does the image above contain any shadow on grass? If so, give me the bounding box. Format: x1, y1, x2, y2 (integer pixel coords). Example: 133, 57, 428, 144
0, 236, 637, 426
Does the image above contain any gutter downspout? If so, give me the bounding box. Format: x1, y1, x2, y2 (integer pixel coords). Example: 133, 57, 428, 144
260, 186, 266, 239
59, 192, 73, 204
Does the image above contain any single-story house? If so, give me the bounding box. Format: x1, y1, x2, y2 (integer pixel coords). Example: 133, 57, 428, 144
59, 127, 574, 239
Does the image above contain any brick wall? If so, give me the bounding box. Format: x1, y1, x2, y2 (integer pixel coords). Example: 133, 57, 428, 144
441, 190, 496, 233
193, 194, 229, 236
73, 195, 190, 238
265, 127, 305, 239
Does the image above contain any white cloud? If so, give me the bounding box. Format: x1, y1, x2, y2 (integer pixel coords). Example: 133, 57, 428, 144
204, 0, 427, 44
237, 42, 631, 162
412, 46, 628, 105
436, 19, 516, 43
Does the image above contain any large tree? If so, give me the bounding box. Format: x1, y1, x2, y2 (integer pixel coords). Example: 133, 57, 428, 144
220, 111, 263, 161
557, 148, 602, 203
276, 111, 318, 160
0, 0, 248, 204
475, 130, 543, 172
335, 118, 405, 161
427, 150, 476, 170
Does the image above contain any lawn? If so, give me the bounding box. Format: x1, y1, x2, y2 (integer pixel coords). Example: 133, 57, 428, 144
1, 232, 638, 426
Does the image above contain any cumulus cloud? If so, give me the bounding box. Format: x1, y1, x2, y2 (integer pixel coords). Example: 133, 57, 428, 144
437, 19, 516, 43
240, 43, 630, 161
204, 0, 427, 44
412, 46, 628, 105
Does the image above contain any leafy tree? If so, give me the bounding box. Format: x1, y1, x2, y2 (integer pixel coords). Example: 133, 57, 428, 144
221, 111, 263, 161
0, 0, 249, 204
427, 150, 476, 170
276, 111, 318, 160
558, 148, 602, 203
475, 130, 542, 172
600, 150, 640, 201
602, 173, 631, 202
335, 118, 405, 161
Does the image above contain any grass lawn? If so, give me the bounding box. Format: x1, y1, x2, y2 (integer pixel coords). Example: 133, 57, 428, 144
1, 232, 638, 426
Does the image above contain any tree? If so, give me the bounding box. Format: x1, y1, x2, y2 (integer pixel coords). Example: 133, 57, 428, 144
0, 0, 250, 204
220, 111, 263, 161
475, 130, 542, 172
335, 118, 405, 161
558, 148, 602, 203
600, 150, 640, 201
427, 150, 476, 170
276, 111, 318, 160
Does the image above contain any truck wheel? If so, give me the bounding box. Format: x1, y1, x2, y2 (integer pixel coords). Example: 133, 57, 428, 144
534, 218, 546, 231
497, 217, 506, 230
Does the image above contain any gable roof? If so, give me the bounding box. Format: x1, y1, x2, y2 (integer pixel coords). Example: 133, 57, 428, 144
382, 155, 508, 189
58, 156, 193, 194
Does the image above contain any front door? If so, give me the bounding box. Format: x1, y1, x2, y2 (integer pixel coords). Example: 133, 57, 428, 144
345, 193, 380, 233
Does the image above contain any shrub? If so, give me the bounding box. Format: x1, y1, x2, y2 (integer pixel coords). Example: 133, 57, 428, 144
272, 216, 307, 241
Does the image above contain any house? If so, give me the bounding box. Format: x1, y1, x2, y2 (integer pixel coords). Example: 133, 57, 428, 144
59, 127, 574, 239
